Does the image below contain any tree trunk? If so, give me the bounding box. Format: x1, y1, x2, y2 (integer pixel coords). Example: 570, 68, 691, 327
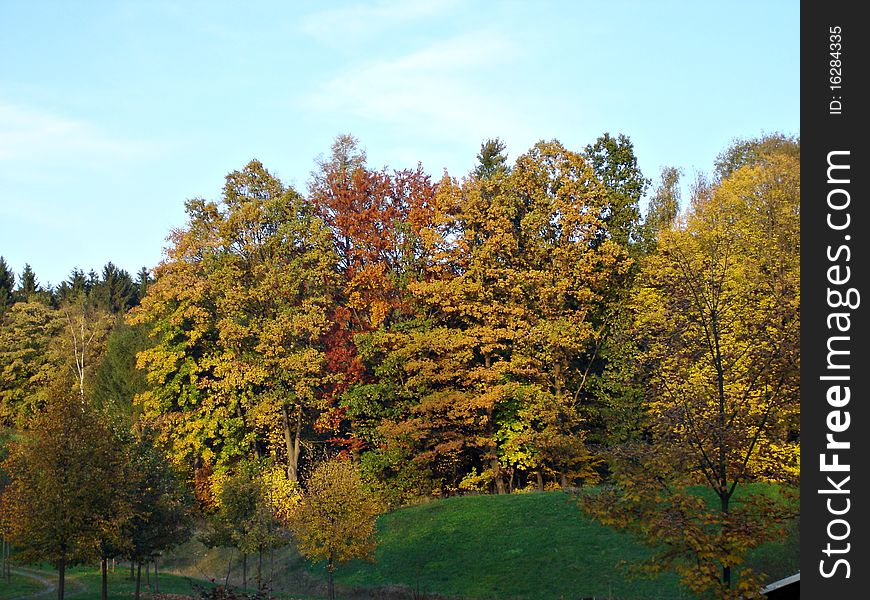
282, 404, 302, 481
242, 552, 247, 590
146, 561, 150, 588
327, 560, 335, 600
135, 562, 142, 600
154, 558, 159, 593
712, 311, 731, 589
130, 560, 135, 581
225, 549, 234, 589
269, 547, 275, 596
536, 471, 544, 492
721, 492, 731, 588
101, 557, 108, 600
57, 554, 66, 600
257, 550, 263, 588
490, 456, 506, 494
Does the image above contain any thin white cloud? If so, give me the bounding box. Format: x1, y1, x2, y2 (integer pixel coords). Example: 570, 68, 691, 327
0, 102, 160, 164
300, 0, 459, 41
301, 31, 537, 153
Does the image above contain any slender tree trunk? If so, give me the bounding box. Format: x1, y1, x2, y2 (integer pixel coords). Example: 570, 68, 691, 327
154, 558, 159, 593
282, 404, 302, 481
130, 560, 135, 580
101, 557, 108, 600
257, 550, 262, 588
490, 456, 506, 494
536, 471, 544, 492
269, 547, 275, 596
225, 549, 234, 589
327, 559, 335, 600
146, 561, 150, 588
135, 562, 142, 600
242, 552, 247, 590
712, 311, 732, 589
483, 355, 506, 495
58, 554, 66, 600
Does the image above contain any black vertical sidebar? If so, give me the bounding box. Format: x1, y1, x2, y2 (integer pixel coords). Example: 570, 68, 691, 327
801, 2, 868, 598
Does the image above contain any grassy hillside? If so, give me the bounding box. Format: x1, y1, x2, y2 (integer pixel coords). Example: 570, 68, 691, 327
330, 489, 797, 600
337, 491, 688, 599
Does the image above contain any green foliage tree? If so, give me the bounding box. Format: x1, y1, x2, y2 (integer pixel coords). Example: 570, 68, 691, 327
584, 138, 800, 598
289, 458, 382, 600
472, 137, 510, 180
0, 301, 63, 426
92, 322, 150, 421
713, 132, 799, 181
124, 425, 193, 600
17, 264, 43, 302
584, 132, 649, 249
638, 166, 681, 254
0, 257, 14, 317
204, 465, 287, 590
91, 262, 137, 314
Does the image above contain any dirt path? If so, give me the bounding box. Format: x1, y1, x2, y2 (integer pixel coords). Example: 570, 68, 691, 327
5, 566, 55, 600
5, 566, 87, 600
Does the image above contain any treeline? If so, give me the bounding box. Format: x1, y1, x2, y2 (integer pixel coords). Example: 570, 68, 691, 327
0, 261, 152, 426
0, 260, 151, 315
0, 131, 800, 599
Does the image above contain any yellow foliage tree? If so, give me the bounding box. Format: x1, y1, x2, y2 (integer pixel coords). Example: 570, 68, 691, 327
288, 458, 382, 600
585, 139, 800, 598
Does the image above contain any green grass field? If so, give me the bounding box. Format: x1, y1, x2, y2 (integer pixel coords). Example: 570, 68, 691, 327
336, 491, 689, 599
1, 489, 799, 600
307, 489, 797, 600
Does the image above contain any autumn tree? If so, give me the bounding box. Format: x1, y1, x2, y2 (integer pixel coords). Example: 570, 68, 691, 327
124, 426, 193, 600
289, 458, 382, 600
354, 140, 629, 496
308, 135, 437, 449
203, 464, 289, 590
131, 160, 338, 484
56, 297, 114, 402
0, 389, 127, 600
584, 138, 800, 598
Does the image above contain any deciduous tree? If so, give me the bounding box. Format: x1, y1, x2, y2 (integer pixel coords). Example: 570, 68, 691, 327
0, 388, 127, 600
584, 139, 800, 598
131, 160, 337, 484
288, 458, 382, 600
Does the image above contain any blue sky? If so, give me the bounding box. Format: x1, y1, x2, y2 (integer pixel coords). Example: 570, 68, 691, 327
0, 0, 799, 287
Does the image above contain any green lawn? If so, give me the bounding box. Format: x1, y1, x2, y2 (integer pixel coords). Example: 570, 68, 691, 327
334, 491, 689, 600
2, 488, 799, 600
332, 489, 798, 600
